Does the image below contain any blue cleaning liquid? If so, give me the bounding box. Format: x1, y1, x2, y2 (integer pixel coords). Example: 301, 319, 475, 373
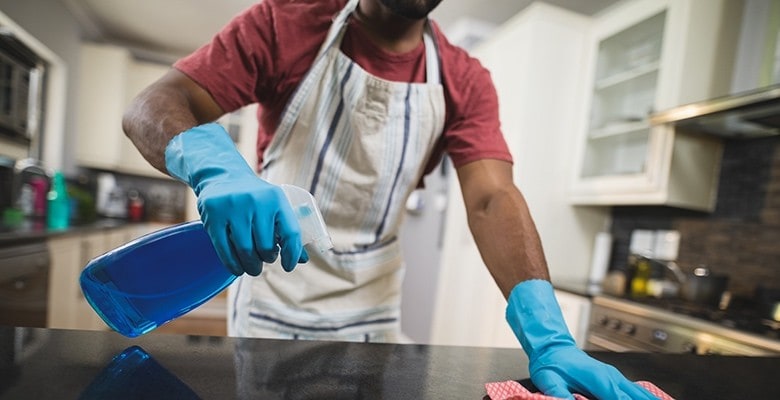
80, 221, 236, 338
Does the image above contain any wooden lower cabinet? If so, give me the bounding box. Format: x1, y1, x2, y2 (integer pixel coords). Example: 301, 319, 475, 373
152, 294, 228, 337
46, 223, 191, 332
153, 316, 227, 337
47, 233, 110, 331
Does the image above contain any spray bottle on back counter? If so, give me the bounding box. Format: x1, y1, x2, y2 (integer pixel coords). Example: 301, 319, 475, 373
80, 184, 332, 338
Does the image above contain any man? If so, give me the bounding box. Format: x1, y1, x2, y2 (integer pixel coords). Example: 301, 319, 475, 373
123, 0, 657, 398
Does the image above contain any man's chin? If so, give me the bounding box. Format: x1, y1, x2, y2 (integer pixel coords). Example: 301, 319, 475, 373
377, 0, 444, 20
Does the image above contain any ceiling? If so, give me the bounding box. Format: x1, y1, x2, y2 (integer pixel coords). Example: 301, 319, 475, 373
62, 0, 618, 62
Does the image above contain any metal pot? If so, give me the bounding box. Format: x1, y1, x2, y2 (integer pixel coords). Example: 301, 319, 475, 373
754, 286, 780, 322
679, 267, 729, 307
769, 302, 780, 322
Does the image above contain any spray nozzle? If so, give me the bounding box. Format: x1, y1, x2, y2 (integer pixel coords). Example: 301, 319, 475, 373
281, 184, 333, 253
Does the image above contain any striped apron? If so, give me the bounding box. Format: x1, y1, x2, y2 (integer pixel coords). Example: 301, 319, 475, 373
228, 0, 446, 342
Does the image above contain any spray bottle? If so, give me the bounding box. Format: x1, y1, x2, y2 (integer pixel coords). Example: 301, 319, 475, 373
79, 184, 332, 337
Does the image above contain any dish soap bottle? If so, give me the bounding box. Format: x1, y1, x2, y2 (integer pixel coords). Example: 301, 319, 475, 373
630, 255, 651, 297
79, 184, 332, 337
46, 171, 70, 229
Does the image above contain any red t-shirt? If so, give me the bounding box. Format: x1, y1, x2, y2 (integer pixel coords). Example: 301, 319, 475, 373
174, 0, 512, 176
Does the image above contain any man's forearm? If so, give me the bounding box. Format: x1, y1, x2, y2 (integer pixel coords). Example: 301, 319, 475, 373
122, 70, 224, 174
467, 186, 550, 298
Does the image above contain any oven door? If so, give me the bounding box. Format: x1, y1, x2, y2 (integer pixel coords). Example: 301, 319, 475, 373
586, 332, 651, 352
0, 241, 50, 328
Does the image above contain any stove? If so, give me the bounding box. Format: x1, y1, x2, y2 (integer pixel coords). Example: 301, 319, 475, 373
586, 295, 780, 356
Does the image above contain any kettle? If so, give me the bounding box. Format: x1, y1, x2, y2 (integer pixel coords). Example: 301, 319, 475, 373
96, 173, 127, 218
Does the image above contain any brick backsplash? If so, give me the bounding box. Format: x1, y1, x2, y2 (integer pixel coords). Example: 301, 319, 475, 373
609, 136, 780, 297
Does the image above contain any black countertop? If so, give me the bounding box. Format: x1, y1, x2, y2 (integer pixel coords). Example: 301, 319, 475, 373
0, 219, 146, 246
1, 326, 778, 399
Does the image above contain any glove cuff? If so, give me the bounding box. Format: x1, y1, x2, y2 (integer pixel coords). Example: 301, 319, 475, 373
165, 123, 256, 193
506, 279, 576, 360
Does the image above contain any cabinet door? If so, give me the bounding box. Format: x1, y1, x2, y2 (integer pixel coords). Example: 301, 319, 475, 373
76, 43, 172, 178
119, 61, 170, 178
555, 290, 592, 348
570, 0, 737, 211
75, 44, 128, 170
73, 232, 111, 330
47, 234, 108, 331
47, 235, 81, 329
580, 7, 665, 181
104, 226, 135, 251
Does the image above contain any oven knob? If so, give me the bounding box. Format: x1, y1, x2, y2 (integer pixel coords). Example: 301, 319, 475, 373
621, 323, 636, 335
652, 329, 668, 343
597, 315, 609, 326
607, 319, 622, 331
682, 342, 697, 354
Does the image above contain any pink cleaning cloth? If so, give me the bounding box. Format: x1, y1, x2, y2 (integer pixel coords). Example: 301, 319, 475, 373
485, 380, 674, 400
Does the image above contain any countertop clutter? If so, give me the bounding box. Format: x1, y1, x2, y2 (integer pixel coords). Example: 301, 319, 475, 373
0, 218, 141, 245
1, 326, 779, 400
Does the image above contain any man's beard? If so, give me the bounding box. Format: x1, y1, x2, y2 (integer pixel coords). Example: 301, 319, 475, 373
377, 0, 444, 19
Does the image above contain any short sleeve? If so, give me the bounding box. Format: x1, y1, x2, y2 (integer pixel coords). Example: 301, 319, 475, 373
173, 2, 278, 113
443, 64, 512, 168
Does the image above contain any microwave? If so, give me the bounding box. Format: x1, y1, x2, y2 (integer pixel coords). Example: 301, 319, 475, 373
0, 28, 44, 145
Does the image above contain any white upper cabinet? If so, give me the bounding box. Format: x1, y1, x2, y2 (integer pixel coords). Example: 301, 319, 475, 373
570, 0, 742, 211
75, 43, 170, 178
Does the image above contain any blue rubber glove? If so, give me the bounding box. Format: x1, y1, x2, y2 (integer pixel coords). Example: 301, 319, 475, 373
165, 123, 307, 276
507, 279, 657, 400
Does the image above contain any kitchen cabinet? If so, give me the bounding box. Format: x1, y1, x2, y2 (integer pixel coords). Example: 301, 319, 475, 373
75, 43, 170, 178
47, 231, 112, 331
46, 223, 171, 331
569, 0, 741, 211
152, 294, 227, 336
555, 290, 591, 347
431, 3, 609, 348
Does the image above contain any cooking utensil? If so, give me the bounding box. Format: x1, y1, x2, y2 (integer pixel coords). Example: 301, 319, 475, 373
754, 285, 780, 322
679, 266, 729, 307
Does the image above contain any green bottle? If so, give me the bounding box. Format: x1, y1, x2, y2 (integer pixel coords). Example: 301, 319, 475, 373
47, 171, 70, 229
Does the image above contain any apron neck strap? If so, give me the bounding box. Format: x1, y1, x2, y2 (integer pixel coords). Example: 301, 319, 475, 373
422, 26, 439, 84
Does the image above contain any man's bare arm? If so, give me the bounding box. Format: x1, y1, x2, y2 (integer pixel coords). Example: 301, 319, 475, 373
456, 159, 549, 298
122, 69, 225, 174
